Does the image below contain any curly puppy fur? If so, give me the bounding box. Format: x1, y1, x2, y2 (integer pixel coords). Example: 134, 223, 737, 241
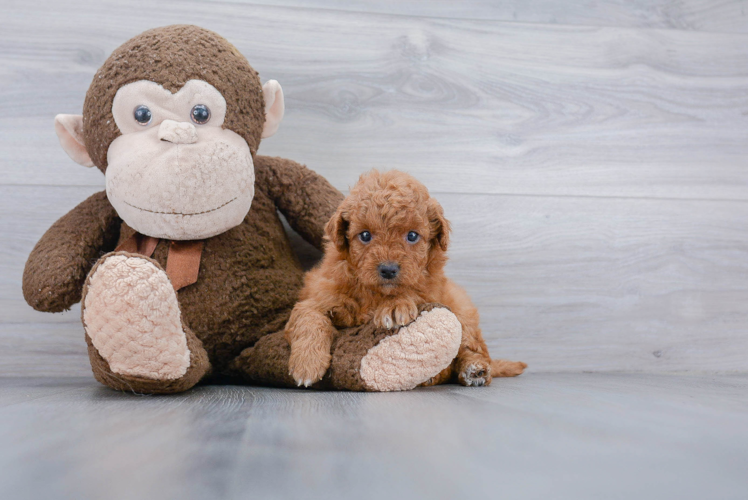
285, 170, 526, 387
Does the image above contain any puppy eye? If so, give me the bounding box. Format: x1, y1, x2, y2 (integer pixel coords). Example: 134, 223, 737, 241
191, 104, 211, 125
359, 231, 372, 243
133, 105, 152, 126
407, 231, 420, 243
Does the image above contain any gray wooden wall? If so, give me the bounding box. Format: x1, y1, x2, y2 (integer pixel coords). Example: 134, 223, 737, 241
2, 0, 747, 376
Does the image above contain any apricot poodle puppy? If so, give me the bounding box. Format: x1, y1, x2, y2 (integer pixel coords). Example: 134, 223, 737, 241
285, 169, 526, 387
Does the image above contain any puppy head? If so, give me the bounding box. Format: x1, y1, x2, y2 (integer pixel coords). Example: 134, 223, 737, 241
325, 170, 450, 295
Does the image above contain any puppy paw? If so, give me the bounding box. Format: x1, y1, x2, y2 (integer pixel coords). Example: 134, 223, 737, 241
393, 301, 419, 327
458, 361, 492, 387
373, 301, 419, 329
288, 349, 331, 387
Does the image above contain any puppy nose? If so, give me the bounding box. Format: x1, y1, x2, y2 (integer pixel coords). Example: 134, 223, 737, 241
158, 119, 198, 144
378, 262, 400, 280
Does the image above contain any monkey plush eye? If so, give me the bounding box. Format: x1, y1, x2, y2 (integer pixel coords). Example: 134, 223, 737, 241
190, 104, 211, 124
407, 231, 420, 243
359, 231, 372, 243
133, 105, 152, 125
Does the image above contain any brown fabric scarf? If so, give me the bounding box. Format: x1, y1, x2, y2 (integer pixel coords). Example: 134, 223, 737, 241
115, 232, 203, 291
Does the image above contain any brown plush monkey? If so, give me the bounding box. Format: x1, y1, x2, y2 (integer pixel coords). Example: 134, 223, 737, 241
22, 25, 462, 394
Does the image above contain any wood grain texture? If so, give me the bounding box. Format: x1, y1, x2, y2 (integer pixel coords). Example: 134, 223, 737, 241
441, 194, 748, 372
236, 0, 748, 33
1, 1, 747, 376
1, 0, 747, 199
1, 374, 747, 499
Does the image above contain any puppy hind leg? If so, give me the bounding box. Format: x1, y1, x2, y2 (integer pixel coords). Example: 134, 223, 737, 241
453, 321, 498, 387
455, 352, 527, 385
419, 362, 455, 387
455, 348, 494, 387
452, 320, 526, 384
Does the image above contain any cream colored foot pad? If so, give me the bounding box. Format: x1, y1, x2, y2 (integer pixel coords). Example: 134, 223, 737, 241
360, 308, 462, 392
83, 255, 190, 380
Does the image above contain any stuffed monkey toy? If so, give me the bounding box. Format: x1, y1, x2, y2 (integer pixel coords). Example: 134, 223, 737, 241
22, 25, 462, 394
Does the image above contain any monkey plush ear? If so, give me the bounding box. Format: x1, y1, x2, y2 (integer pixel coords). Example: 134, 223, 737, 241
54, 114, 94, 168
261, 80, 285, 139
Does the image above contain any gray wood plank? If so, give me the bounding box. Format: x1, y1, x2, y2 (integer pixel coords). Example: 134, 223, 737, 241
234, 0, 748, 34
0, 376, 91, 408
1, 1, 747, 200
4, 186, 748, 374
1, 374, 746, 500
440, 193, 748, 372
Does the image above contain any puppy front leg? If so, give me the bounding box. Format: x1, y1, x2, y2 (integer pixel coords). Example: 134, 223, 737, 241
285, 300, 336, 387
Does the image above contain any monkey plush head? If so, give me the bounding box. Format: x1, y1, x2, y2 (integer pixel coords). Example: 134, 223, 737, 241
53, 25, 285, 239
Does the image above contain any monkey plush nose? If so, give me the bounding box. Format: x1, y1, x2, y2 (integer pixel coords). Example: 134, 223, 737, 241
158, 119, 198, 144
378, 263, 400, 280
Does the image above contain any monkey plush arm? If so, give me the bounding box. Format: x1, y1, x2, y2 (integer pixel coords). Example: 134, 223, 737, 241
23, 191, 121, 313
255, 155, 344, 250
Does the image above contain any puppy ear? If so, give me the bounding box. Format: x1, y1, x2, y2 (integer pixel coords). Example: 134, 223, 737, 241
325, 203, 350, 254
427, 198, 450, 251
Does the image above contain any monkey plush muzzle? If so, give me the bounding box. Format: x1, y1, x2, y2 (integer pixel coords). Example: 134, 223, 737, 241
105, 80, 255, 240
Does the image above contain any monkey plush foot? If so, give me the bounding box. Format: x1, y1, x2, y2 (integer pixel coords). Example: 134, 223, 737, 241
81, 252, 210, 393
356, 304, 462, 391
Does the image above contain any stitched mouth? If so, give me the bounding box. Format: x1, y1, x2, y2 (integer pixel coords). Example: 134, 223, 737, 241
122, 196, 238, 216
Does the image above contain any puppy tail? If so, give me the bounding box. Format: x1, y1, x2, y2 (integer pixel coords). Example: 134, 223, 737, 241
491, 359, 527, 378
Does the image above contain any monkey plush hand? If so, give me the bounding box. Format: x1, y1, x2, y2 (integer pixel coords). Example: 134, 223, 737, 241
22, 25, 461, 394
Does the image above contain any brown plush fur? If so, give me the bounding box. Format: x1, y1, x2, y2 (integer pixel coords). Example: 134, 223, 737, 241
286, 170, 526, 386
83, 25, 266, 171
22, 191, 121, 313
23, 156, 343, 380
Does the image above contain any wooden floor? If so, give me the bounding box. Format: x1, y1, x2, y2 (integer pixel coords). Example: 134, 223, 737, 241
1, 373, 747, 500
